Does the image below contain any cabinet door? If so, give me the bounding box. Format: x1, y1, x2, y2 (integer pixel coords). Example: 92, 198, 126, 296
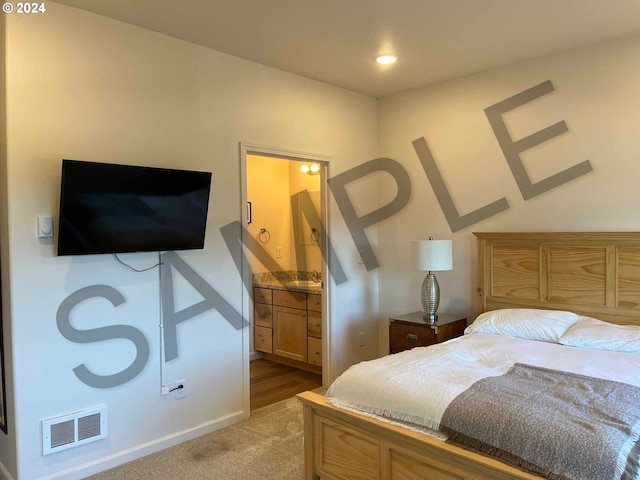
273, 306, 307, 362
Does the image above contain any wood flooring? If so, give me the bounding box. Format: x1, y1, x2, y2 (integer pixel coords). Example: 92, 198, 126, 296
250, 358, 322, 410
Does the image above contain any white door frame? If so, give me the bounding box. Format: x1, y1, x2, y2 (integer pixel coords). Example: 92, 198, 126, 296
240, 142, 333, 390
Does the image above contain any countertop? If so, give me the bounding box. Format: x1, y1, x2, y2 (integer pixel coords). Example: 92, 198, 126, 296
253, 278, 322, 294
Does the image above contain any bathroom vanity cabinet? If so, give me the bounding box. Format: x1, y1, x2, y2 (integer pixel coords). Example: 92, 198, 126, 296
306, 294, 322, 367
253, 286, 322, 372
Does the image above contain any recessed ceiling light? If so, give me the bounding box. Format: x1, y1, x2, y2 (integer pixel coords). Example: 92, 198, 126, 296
376, 55, 398, 65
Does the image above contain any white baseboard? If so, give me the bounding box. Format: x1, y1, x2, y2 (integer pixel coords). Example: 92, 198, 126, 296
249, 350, 262, 361
39, 409, 249, 480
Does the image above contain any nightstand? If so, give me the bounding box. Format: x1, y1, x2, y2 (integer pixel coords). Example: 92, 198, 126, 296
389, 312, 467, 354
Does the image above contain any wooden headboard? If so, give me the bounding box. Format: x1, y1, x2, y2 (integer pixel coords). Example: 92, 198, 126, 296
474, 232, 640, 326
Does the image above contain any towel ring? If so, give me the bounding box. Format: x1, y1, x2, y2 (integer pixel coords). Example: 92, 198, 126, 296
258, 228, 271, 244
310, 227, 320, 243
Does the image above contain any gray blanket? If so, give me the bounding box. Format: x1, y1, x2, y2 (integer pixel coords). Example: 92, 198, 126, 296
440, 363, 640, 480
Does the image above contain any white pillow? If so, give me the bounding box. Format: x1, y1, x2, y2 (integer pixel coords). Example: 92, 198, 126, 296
465, 308, 580, 343
559, 316, 640, 353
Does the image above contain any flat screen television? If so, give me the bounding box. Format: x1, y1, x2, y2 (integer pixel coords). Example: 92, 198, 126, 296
57, 159, 212, 256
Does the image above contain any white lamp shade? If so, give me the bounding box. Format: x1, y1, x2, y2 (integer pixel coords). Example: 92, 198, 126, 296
411, 239, 453, 271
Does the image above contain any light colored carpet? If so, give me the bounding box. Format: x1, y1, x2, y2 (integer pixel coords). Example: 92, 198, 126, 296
85, 395, 307, 480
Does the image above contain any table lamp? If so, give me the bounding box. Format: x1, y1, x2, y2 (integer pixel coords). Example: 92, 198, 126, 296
411, 237, 453, 323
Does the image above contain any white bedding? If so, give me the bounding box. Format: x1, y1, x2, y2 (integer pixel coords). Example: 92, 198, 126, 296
326, 332, 640, 434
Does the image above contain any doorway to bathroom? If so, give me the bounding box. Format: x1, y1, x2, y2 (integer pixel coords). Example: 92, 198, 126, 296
240, 143, 331, 410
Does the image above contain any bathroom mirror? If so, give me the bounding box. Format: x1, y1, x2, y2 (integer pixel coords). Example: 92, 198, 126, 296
293, 190, 321, 246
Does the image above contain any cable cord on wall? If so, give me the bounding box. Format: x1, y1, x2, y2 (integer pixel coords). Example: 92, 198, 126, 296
158, 252, 170, 396
113, 253, 162, 272
112, 251, 171, 396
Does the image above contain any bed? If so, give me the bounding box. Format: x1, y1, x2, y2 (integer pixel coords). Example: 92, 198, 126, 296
298, 232, 640, 480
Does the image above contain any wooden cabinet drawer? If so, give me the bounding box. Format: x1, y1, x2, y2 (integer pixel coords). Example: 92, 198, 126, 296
254, 326, 272, 353
254, 287, 272, 305
389, 323, 436, 353
308, 337, 322, 366
308, 293, 322, 312
254, 302, 273, 328
253, 284, 324, 370
307, 311, 322, 338
273, 289, 307, 309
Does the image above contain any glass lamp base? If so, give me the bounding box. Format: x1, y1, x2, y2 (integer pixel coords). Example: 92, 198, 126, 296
421, 272, 440, 323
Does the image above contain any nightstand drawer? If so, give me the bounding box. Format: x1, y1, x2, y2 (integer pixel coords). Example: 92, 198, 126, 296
388, 313, 467, 354
389, 323, 436, 353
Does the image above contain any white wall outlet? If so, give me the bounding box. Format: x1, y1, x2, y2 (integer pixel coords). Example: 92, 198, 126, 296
358, 331, 366, 347
174, 380, 185, 399
276, 246, 282, 258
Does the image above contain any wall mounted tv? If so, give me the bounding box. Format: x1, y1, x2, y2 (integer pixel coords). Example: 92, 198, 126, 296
57, 159, 212, 256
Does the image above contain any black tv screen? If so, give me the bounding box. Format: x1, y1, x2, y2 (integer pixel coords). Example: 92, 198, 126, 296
57, 159, 212, 256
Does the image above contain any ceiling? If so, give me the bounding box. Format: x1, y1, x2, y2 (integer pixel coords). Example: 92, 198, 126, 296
52, 0, 640, 98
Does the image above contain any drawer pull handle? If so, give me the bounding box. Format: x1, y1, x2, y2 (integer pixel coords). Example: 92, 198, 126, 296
407, 333, 419, 342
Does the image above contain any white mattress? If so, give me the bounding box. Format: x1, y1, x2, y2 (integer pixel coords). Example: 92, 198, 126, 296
326, 333, 640, 433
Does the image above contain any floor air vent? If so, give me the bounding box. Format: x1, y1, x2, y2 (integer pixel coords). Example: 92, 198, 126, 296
42, 405, 108, 455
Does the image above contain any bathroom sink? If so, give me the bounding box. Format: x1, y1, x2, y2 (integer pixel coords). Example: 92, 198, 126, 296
285, 280, 321, 288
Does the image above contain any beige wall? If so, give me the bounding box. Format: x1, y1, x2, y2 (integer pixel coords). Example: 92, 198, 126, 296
4, 4, 377, 479
247, 154, 293, 271
377, 34, 640, 353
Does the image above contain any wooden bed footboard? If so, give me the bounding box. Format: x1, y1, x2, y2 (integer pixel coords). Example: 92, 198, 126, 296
297, 232, 640, 479
297, 391, 540, 480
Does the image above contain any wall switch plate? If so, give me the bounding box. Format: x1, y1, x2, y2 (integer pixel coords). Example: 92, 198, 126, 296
358, 332, 366, 346
276, 246, 282, 258
37, 216, 53, 238
175, 380, 185, 399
